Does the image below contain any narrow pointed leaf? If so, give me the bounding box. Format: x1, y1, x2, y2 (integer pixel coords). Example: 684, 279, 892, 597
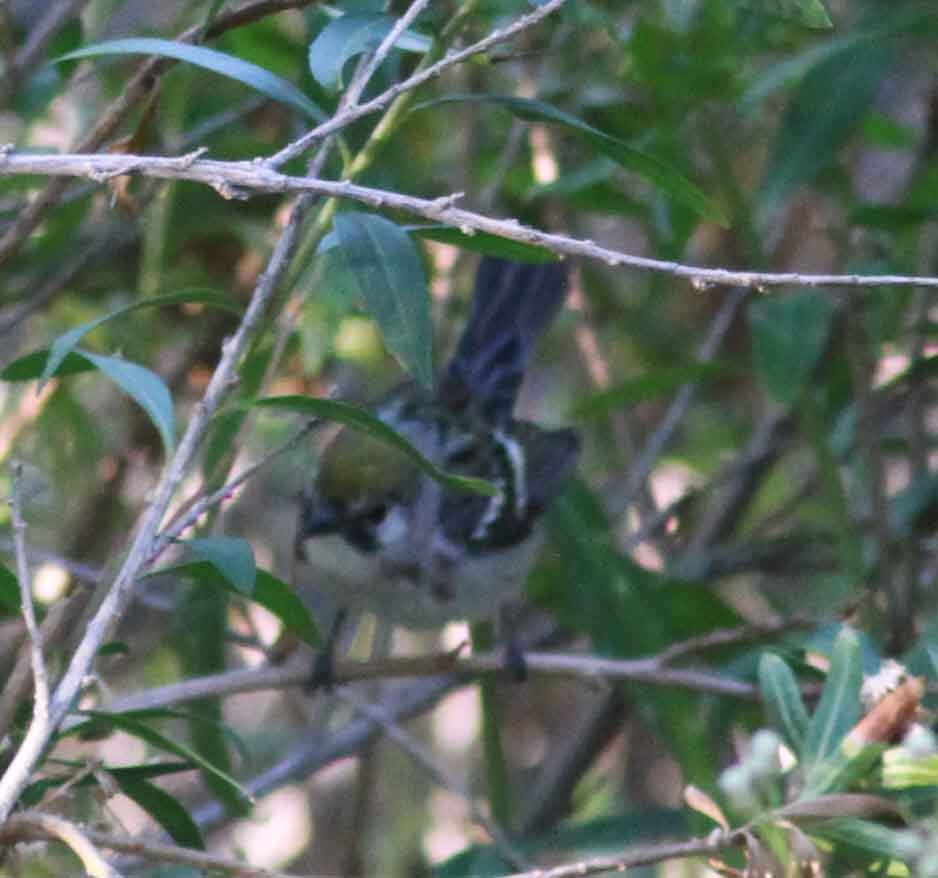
1, 350, 96, 381
112, 776, 204, 848
71, 710, 252, 806
57, 38, 324, 120
805, 627, 862, 769
80, 351, 175, 454
254, 395, 495, 496
414, 95, 727, 225
309, 13, 430, 91
154, 561, 320, 647
41, 289, 240, 387
759, 653, 810, 754
185, 537, 256, 594
332, 211, 434, 389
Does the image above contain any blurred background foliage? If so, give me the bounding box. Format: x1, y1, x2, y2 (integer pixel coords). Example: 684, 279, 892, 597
1, 0, 938, 875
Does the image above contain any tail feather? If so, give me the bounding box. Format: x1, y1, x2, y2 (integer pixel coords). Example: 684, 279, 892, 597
439, 258, 569, 422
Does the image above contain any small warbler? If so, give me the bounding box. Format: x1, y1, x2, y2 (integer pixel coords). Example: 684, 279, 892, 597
295, 257, 579, 634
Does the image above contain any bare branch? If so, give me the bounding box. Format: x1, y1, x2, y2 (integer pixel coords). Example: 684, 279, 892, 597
2, 810, 123, 878
2, 811, 279, 878
0, 463, 54, 798
86, 647, 757, 724
3, 152, 938, 289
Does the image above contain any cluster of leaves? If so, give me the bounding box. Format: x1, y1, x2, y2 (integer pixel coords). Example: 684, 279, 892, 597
1, 0, 937, 875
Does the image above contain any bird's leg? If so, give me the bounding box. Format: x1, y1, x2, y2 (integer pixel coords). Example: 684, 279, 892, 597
498, 601, 528, 683
305, 607, 348, 692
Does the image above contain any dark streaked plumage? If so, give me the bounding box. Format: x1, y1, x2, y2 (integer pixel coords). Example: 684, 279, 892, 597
296, 257, 579, 628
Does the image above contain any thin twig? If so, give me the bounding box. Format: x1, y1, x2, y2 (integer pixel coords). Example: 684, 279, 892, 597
8, 462, 50, 736
346, 0, 433, 109
502, 835, 735, 878
83, 648, 758, 724
4, 152, 938, 289
2, 811, 278, 878
337, 687, 531, 870
2, 810, 123, 878
146, 417, 320, 565
265, 0, 567, 168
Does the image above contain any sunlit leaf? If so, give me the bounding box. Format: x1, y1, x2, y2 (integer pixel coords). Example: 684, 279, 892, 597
57, 38, 324, 120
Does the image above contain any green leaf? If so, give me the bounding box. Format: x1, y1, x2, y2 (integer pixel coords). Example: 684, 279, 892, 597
112, 775, 204, 849
804, 627, 862, 777
185, 537, 256, 595
70, 710, 252, 807
332, 212, 434, 389
254, 396, 495, 497
1, 350, 96, 381
0, 564, 20, 612
407, 225, 558, 263
758, 653, 810, 754
309, 13, 430, 91
251, 569, 321, 647
813, 818, 919, 864
797, 0, 833, 28
157, 561, 320, 647
749, 291, 835, 406
758, 46, 892, 212
414, 95, 727, 226
5, 347, 176, 454
80, 351, 175, 454
56, 37, 324, 121
40, 289, 240, 388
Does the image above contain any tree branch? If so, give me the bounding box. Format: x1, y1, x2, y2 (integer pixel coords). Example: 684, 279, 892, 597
3, 151, 938, 289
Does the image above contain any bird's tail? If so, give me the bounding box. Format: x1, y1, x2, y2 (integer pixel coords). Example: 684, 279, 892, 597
438, 257, 570, 422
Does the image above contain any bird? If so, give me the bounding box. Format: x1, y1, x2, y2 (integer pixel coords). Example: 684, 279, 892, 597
294, 257, 580, 658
